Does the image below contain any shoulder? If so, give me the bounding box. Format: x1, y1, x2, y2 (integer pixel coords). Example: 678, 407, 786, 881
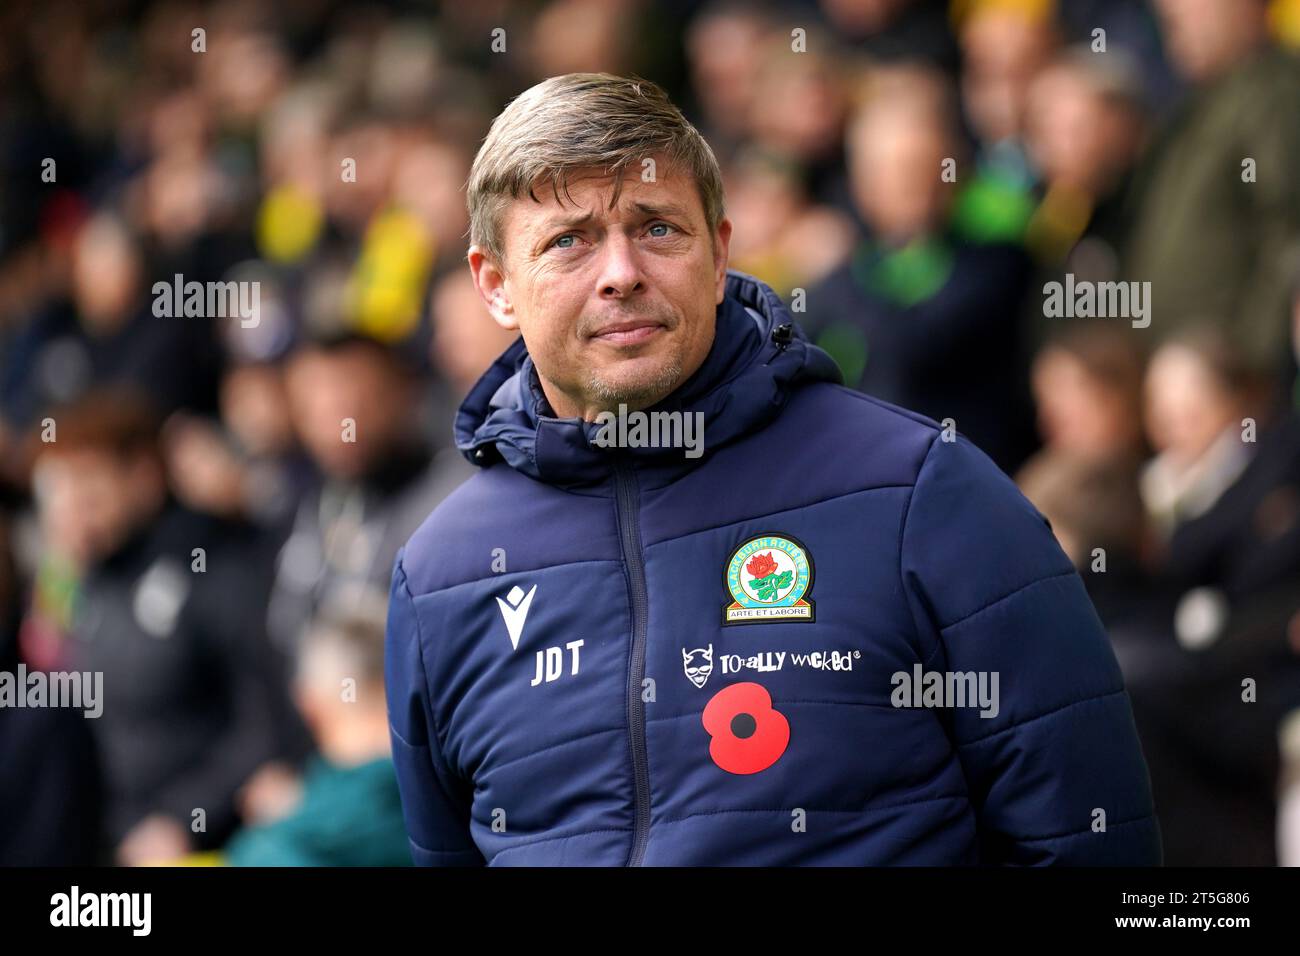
397, 466, 510, 593
803, 383, 1038, 534
774, 381, 945, 487
396, 461, 610, 598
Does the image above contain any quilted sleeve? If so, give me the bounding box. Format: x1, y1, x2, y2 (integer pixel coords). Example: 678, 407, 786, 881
899, 432, 1162, 865
385, 550, 485, 866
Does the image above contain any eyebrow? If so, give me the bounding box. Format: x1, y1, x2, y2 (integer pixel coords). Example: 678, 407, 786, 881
537, 201, 689, 233
630, 200, 688, 220
539, 210, 595, 232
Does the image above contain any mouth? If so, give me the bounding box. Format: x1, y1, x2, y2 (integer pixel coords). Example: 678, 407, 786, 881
588, 318, 667, 346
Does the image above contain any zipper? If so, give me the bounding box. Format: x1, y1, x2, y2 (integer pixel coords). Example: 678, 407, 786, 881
614, 458, 652, 866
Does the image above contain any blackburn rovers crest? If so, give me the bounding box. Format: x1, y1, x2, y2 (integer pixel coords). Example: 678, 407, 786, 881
723, 533, 815, 624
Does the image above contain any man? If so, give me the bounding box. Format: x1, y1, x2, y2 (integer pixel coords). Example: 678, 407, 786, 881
1125, 0, 1300, 378
24, 390, 294, 864
385, 73, 1160, 865
1127, 326, 1300, 865
247, 332, 473, 819
268, 332, 473, 655
806, 66, 1037, 473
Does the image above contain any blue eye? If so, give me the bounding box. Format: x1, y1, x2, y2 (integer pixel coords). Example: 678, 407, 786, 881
648, 223, 673, 237
552, 234, 576, 249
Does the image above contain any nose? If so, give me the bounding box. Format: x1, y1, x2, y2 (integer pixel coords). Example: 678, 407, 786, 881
596, 231, 645, 300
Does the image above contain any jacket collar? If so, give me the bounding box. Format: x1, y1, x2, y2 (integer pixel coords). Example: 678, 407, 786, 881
455, 270, 841, 487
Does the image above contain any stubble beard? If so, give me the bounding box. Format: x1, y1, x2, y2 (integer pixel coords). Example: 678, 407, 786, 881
584, 358, 685, 414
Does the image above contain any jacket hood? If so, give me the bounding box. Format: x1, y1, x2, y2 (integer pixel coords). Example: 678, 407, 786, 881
454, 269, 842, 486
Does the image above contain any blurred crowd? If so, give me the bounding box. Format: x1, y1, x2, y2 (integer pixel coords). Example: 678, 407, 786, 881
2, 0, 1300, 866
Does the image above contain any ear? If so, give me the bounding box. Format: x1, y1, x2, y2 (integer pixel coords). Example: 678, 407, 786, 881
468, 247, 519, 332
712, 217, 733, 305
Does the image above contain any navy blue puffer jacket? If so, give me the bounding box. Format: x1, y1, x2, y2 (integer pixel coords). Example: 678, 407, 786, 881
385, 270, 1161, 866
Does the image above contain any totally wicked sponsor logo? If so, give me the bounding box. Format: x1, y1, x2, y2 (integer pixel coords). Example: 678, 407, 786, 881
720, 649, 859, 675
684, 645, 859, 685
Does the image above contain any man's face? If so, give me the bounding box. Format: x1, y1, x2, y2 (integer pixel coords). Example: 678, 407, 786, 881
34, 449, 162, 567
1155, 0, 1264, 81
1143, 344, 1237, 463
285, 343, 414, 480
469, 160, 732, 420
850, 108, 953, 245
1032, 347, 1136, 461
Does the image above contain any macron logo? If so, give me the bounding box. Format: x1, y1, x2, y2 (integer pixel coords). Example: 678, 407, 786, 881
496, 584, 537, 650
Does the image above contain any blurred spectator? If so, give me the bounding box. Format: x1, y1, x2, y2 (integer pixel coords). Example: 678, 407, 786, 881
23, 390, 299, 864
685, 2, 779, 160
1125, 0, 1300, 376
1017, 323, 1151, 626
806, 65, 1036, 472
1022, 46, 1146, 275
163, 358, 314, 531
224, 600, 410, 866
1127, 326, 1300, 865
1140, 328, 1267, 542
0, 506, 102, 865
955, 0, 1059, 214
1140, 327, 1300, 633
747, 25, 854, 210
0, 213, 221, 436
1026, 322, 1148, 465
722, 147, 856, 296
266, 335, 472, 655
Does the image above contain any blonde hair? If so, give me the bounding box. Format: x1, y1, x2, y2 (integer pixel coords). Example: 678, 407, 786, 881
466, 73, 726, 266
